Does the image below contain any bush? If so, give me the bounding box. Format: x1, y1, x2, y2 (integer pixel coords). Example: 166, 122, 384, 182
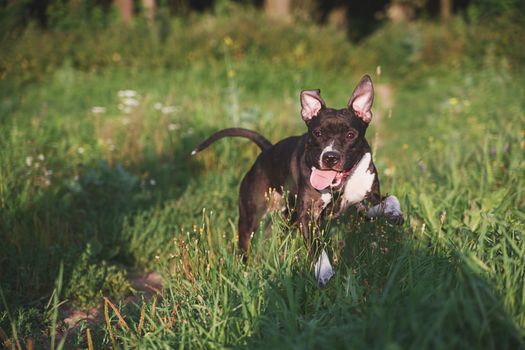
65, 243, 131, 310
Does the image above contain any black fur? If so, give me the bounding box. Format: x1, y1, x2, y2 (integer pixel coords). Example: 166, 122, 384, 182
192, 75, 381, 259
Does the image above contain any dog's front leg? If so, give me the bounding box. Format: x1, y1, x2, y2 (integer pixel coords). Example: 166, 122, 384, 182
366, 195, 404, 224
297, 194, 334, 286
297, 202, 315, 253
296, 193, 323, 256
364, 175, 404, 224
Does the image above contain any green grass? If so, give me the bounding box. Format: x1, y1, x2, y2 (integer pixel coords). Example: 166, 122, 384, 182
0, 8, 524, 349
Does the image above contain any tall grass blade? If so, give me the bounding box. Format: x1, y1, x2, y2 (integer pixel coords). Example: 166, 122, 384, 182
86, 328, 94, 350
0, 286, 22, 350
104, 297, 130, 331
137, 302, 146, 335
104, 300, 117, 349
50, 263, 64, 350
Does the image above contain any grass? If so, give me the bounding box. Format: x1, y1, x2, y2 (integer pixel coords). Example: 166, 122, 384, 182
0, 7, 524, 349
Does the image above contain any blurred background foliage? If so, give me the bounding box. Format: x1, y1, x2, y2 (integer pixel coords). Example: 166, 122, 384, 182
1, 0, 524, 85
2, 0, 524, 33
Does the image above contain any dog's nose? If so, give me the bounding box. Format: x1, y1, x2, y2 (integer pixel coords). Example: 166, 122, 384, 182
322, 151, 341, 167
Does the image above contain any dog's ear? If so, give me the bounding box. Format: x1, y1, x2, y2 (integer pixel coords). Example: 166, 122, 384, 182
301, 89, 326, 122
348, 75, 374, 123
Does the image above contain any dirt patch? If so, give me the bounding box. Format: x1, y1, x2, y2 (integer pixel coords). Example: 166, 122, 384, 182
59, 270, 162, 337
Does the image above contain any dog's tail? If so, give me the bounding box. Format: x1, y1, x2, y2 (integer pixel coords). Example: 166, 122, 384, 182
191, 128, 272, 155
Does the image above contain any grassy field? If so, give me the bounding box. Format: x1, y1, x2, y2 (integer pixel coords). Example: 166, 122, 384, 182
1, 7, 524, 349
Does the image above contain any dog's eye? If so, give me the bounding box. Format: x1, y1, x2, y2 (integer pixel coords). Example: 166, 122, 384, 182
313, 129, 322, 137
347, 131, 357, 139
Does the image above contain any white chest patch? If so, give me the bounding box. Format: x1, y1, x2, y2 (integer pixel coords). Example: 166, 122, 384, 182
320, 191, 332, 209
342, 152, 375, 206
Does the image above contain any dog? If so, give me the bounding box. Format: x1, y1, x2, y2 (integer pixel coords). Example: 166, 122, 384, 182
192, 75, 402, 285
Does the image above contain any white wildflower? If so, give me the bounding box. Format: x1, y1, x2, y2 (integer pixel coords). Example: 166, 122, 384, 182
77, 147, 85, 155
118, 90, 137, 98
154, 102, 163, 110
37, 154, 45, 161
122, 97, 139, 107
25, 156, 33, 167
384, 166, 395, 177
168, 123, 180, 131
91, 106, 107, 114
161, 106, 177, 114
149, 179, 156, 186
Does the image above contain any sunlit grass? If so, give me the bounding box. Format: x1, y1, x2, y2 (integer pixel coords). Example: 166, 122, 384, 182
0, 8, 524, 349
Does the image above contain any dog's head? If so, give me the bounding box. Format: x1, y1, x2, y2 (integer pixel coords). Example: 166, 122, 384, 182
301, 75, 374, 190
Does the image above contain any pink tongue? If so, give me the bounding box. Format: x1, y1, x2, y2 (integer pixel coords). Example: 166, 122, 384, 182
310, 168, 337, 190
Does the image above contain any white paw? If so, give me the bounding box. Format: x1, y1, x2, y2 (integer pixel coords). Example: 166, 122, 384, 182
383, 195, 403, 217
366, 195, 403, 221
315, 249, 334, 286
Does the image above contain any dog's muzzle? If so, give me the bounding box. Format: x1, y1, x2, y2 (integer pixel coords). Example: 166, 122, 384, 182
322, 151, 341, 168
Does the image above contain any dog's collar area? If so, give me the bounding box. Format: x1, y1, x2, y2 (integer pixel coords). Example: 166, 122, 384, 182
311, 153, 369, 191
332, 169, 352, 189
332, 153, 371, 189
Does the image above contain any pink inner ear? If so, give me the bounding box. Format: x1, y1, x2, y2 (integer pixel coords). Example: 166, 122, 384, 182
352, 94, 369, 114
349, 75, 374, 123
301, 93, 323, 121
351, 91, 373, 123
351, 94, 372, 123
301, 100, 321, 120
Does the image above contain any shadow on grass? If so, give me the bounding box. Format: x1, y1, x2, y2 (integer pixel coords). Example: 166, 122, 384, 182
0, 127, 213, 336
245, 214, 523, 349
2, 133, 522, 348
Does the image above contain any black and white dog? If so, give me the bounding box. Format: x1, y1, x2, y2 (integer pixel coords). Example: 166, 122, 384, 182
192, 75, 402, 285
